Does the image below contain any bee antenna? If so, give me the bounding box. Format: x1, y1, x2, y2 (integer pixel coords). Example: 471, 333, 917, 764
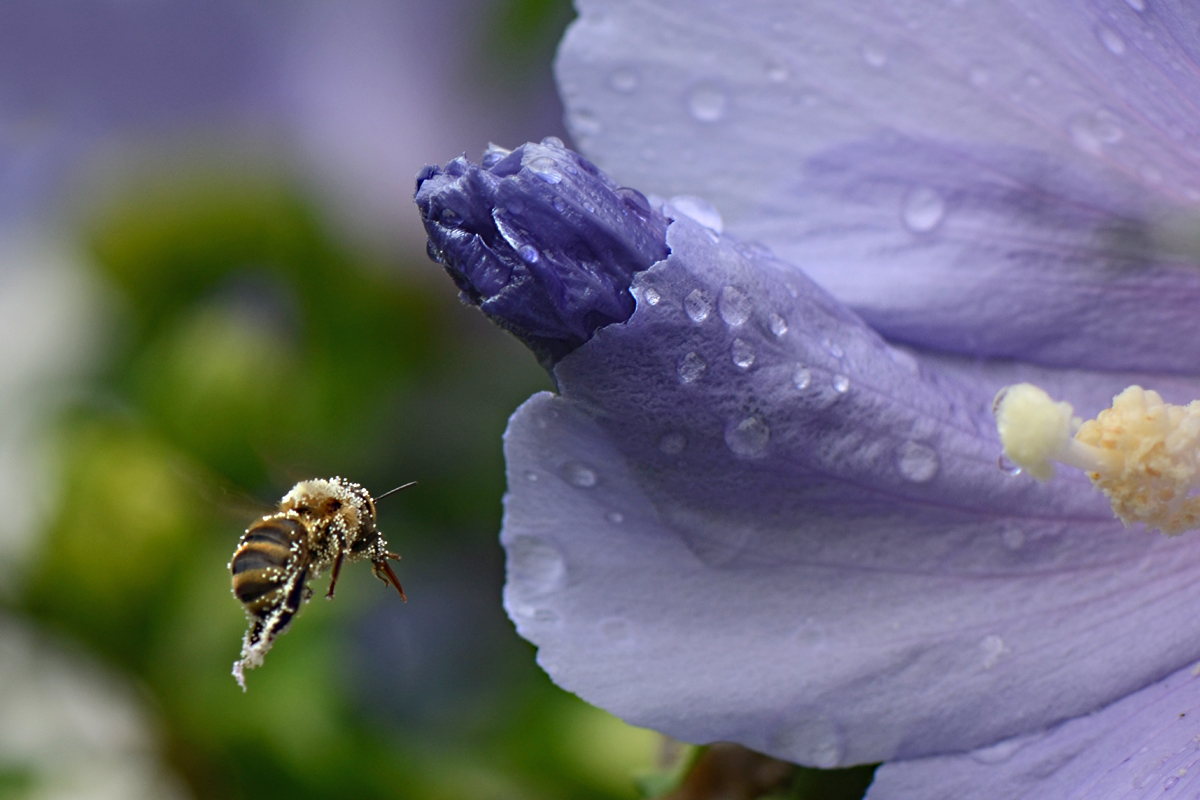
374, 481, 417, 503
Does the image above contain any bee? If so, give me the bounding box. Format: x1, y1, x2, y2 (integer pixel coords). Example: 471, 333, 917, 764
229, 477, 413, 689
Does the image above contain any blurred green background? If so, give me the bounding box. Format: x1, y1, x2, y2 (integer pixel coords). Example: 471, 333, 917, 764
0, 2, 874, 798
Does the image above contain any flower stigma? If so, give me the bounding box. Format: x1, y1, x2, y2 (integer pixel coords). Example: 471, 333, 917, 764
994, 383, 1200, 534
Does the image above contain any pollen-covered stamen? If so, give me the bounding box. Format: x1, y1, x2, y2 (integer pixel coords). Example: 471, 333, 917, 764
994, 383, 1200, 535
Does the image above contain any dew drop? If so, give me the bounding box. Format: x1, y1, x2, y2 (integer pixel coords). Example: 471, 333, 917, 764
552, 196, 566, 213
508, 535, 565, 594
481, 146, 510, 168
609, 67, 640, 93
569, 109, 601, 137
897, 441, 939, 483
1125, 0, 1145, 10
731, 338, 756, 369
562, 462, 598, 488
824, 339, 844, 359
540, 135, 564, 148
687, 82, 728, 122
718, 286, 752, 326
643, 287, 662, 306
600, 618, 631, 641
769, 313, 789, 337
527, 156, 562, 184
605, 511, 624, 525
583, 201, 596, 213
833, 374, 850, 393
725, 415, 770, 457
902, 186, 946, 232
1002, 527, 1026, 550
517, 245, 540, 264
970, 735, 1028, 764
981, 634, 1007, 668
861, 42, 888, 68
997, 455, 1022, 476
685, 288, 712, 322
524, 470, 539, 482
792, 366, 812, 390
1069, 112, 1124, 155
1097, 26, 1126, 55
440, 208, 462, 227
678, 351, 707, 383
1163, 775, 1179, 790
658, 432, 687, 455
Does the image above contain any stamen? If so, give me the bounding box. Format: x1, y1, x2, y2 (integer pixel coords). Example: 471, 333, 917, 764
994, 383, 1200, 535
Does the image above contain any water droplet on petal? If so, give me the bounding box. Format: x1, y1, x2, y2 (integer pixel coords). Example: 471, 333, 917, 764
902, 187, 946, 232
658, 432, 687, 454
685, 289, 712, 323
823, 339, 844, 359
725, 415, 770, 457
605, 511, 624, 525
897, 441, 939, 483
981, 634, 1008, 668
1002, 527, 1025, 550
508, 535, 565, 594
997, 455, 1022, 476
569, 108, 601, 137
1097, 26, 1126, 55
1163, 776, 1180, 790
440, 208, 462, 227
718, 286, 751, 326
600, 618, 631, 641
668, 195, 724, 232
769, 313, 789, 337
687, 82, 728, 122
562, 462, 598, 488
540, 136, 564, 148
523, 470, 539, 482
765, 58, 790, 82
518, 245, 540, 264
552, 196, 566, 213
792, 366, 812, 390
609, 67, 640, 93
770, 719, 844, 769
731, 338, 755, 368
678, 351, 707, 383
861, 42, 888, 68
642, 287, 661, 306
527, 156, 562, 184
970, 735, 1029, 764
833, 375, 850, 393
583, 201, 596, 213
1069, 112, 1123, 155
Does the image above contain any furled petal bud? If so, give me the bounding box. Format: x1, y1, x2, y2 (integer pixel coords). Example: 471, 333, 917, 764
414, 138, 670, 368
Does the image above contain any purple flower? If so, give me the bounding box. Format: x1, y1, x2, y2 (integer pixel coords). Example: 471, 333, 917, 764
418, 1, 1200, 797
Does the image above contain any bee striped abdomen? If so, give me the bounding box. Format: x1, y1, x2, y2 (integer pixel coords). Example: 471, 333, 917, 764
230, 517, 304, 615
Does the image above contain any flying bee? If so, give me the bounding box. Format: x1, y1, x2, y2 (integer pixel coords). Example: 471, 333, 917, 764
229, 476, 413, 690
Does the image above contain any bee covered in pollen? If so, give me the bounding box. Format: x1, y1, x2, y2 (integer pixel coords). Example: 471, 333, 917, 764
228, 477, 412, 689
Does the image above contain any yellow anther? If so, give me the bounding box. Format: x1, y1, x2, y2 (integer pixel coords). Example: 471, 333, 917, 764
995, 383, 1200, 535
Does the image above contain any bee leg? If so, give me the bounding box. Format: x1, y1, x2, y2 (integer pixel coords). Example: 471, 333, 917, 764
326, 549, 345, 599
374, 558, 406, 602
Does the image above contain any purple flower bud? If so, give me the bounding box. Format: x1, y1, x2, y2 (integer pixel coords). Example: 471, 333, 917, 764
414, 138, 670, 368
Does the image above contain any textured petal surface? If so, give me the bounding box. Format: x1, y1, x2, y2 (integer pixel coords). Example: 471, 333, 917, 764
416, 140, 669, 366
557, 0, 1200, 372
502, 216, 1200, 766
868, 662, 1200, 800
